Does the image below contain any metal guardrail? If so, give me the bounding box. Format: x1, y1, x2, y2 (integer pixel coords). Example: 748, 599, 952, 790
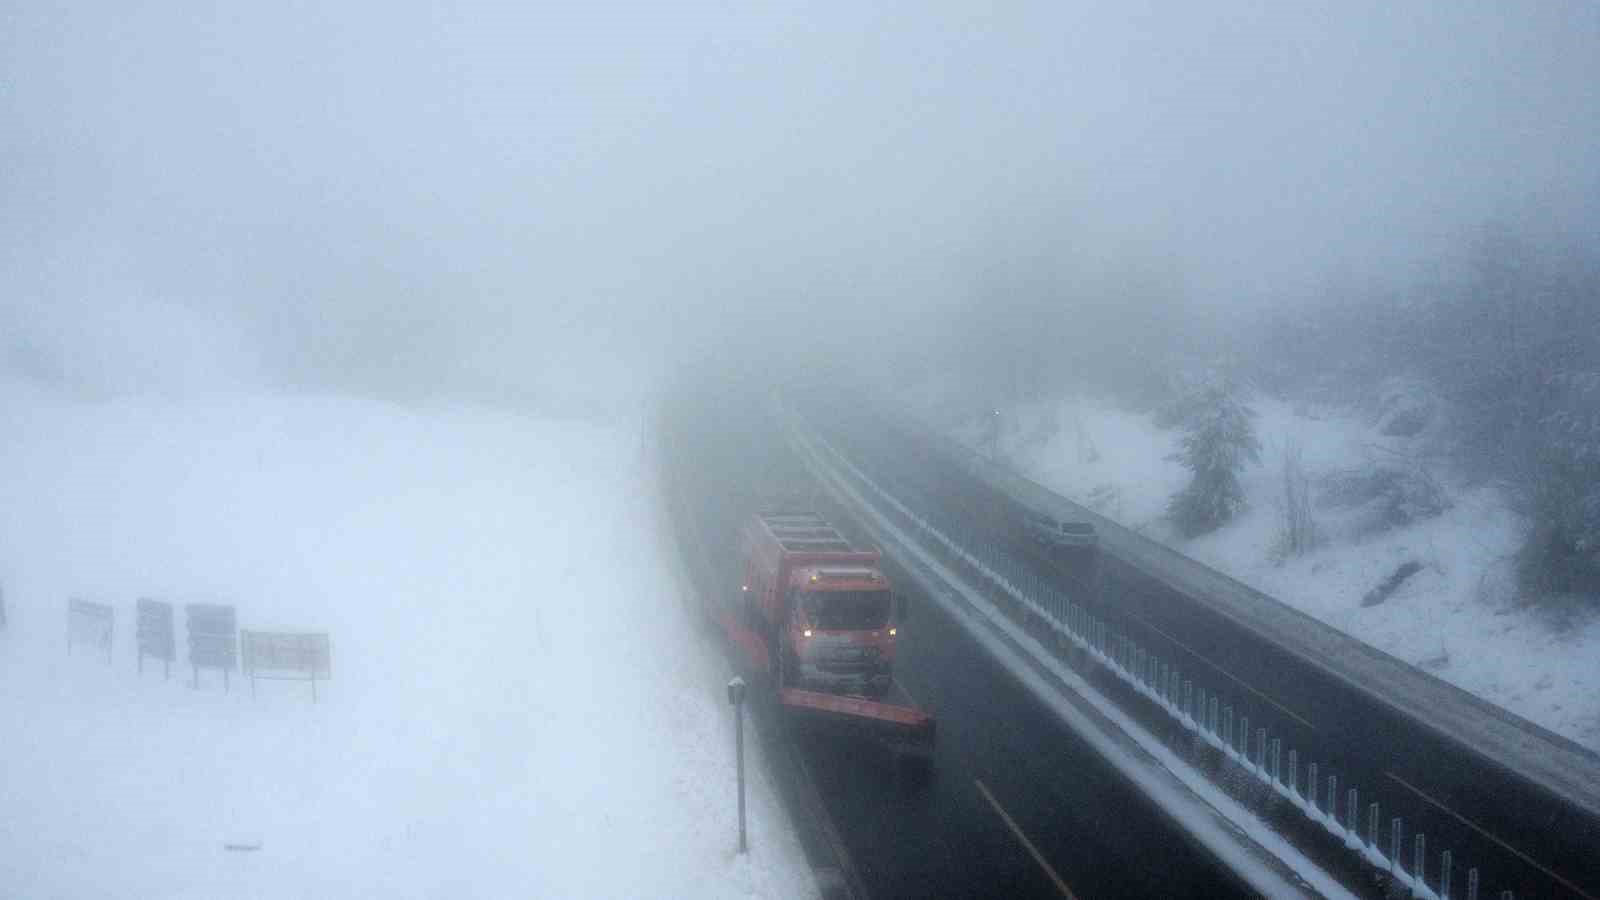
794, 419, 1507, 900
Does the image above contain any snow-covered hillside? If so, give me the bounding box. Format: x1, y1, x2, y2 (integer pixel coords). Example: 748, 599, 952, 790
0, 379, 813, 899
935, 392, 1600, 753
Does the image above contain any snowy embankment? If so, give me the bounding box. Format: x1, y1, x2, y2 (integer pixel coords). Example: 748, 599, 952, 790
936, 394, 1599, 753
0, 379, 813, 899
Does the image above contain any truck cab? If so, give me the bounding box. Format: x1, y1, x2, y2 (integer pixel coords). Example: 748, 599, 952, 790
785, 564, 896, 696
739, 511, 898, 697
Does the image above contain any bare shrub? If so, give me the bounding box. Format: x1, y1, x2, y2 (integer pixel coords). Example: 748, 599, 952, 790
1319, 447, 1450, 538
1271, 442, 1320, 562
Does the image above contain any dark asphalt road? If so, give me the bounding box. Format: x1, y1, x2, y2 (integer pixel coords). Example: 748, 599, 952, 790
809, 396, 1600, 900
661, 384, 1248, 900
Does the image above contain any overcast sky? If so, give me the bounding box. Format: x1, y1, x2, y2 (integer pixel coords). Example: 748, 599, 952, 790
4, 2, 1597, 404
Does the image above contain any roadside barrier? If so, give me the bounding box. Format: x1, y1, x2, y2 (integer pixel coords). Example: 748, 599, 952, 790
794, 420, 1504, 900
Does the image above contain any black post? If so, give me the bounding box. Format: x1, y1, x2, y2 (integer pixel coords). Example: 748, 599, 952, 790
727, 676, 748, 854
736, 701, 746, 853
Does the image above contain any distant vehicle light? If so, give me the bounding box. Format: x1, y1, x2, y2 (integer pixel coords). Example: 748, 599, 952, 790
803, 629, 813, 638
889, 627, 897, 637
742, 585, 749, 592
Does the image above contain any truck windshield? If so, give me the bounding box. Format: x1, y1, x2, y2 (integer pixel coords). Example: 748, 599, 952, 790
802, 590, 890, 630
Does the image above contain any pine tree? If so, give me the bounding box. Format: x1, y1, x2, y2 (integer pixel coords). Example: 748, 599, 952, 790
1167, 377, 1262, 537
1520, 369, 1600, 599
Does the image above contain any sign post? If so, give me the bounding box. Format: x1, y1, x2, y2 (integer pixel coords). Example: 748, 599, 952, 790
241, 630, 331, 702
185, 603, 238, 691
726, 675, 748, 854
136, 598, 176, 679
67, 598, 114, 663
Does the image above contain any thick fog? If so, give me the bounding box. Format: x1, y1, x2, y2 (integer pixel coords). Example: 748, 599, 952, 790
5, 2, 1598, 404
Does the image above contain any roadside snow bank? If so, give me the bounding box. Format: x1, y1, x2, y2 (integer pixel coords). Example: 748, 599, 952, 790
942, 393, 1600, 752
0, 380, 813, 899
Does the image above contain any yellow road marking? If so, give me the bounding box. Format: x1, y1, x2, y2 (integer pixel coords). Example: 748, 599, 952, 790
974, 778, 1080, 899
1383, 771, 1596, 900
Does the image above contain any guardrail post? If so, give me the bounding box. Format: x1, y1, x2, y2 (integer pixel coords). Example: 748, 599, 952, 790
1441, 849, 1452, 899
1256, 727, 1267, 771
1390, 817, 1402, 877
1368, 802, 1380, 850
1239, 716, 1248, 757
1347, 788, 1358, 841
1271, 738, 1281, 784
1183, 680, 1194, 725
1466, 868, 1478, 900
1413, 834, 1425, 898
1209, 696, 1219, 736
1288, 749, 1298, 796
1308, 763, 1318, 810
1223, 707, 1233, 753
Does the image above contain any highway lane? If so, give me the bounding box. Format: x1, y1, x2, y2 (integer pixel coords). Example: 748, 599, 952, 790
808, 397, 1600, 900
796, 538, 1248, 899
661, 383, 1248, 899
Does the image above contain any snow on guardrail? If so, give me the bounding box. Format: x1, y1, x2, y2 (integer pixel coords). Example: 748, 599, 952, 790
789, 415, 1510, 900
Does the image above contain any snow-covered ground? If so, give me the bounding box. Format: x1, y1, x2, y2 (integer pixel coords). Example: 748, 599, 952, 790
929, 392, 1600, 753
0, 379, 814, 899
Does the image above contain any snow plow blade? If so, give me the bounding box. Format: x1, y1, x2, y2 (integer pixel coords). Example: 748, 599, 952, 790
779, 686, 937, 758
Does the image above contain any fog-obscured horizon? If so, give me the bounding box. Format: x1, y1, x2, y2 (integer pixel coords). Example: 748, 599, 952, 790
6, 3, 1598, 410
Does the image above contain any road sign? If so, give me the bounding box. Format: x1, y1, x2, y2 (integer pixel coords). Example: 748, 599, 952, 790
186, 603, 237, 690
68, 598, 114, 662
242, 630, 331, 702
137, 598, 175, 678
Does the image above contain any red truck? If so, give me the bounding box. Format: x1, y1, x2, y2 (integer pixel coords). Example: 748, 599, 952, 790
724, 510, 935, 760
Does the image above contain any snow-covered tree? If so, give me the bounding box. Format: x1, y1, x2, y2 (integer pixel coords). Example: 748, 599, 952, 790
1167, 376, 1262, 537
1520, 370, 1600, 600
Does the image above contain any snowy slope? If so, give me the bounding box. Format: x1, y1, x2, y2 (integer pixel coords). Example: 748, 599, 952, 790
937, 393, 1600, 753
0, 379, 814, 899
